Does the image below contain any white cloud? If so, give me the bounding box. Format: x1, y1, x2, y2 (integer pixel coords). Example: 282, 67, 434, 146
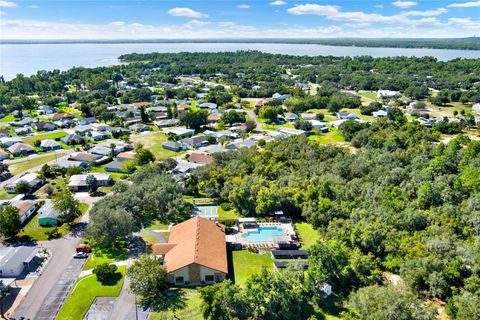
109, 21, 125, 26
0, 10, 5, 15
449, 17, 480, 28
270, 1, 287, 6
374, 4, 384, 9
237, 4, 250, 9
448, 1, 480, 7
392, 1, 418, 9
217, 21, 255, 31
168, 7, 208, 18
184, 19, 210, 28
287, 4, 446, 26
0, 1, 16, 8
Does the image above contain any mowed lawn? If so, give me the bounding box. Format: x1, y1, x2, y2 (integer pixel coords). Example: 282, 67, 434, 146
308, 129, 345, 145
150, 288, 203, 320
232, 250, 273, 286
295, 222, 318, 249
57, 266, 126, 320
8, 153, 63, 175
22, 131, 67, 145
130, 132, 180, 159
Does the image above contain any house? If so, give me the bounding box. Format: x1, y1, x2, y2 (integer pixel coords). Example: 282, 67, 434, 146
78, 117, 96, 125
37, 105, 55, 115
74, 125, 93, 136
167, 127, 195, 138
89, 145, 113, 157
116, 151, 136, 161
129, 123, 150, 133
14, 127, 32, 136
0, 129, 10, 138
154, 119, 179, 128
14, 200, 38, 224
34, 122, 56, 131
308, 120, 329, 133
125, 117, 142, 125
372, 110, 388, 118
276, 127, 306, 137
301, 112, 317, 121
55, 159, 89, 170
207, 114, 221, 124
0, 137, 22, 147
61, 133, 83, 145
199, 102, 217, 110
38, 200, 61, 226
472, 103, 480, 115
272, 93, 286, 101
40, 139, 61, 151
11, 117, 34, 127
417, 117, 435, 127
106, 127, 130, 136
177, 103, 190, 112
152, 217, 228, 286
8, 143, 36, 157
162, 141, 185, 152
254, 99, 269, 108
187, 153, 214, 165
284, 113, 299, 122
180, 136, 209, 149
203, 130, 233, 140
69, 151, 100, 163
172, 161, 202, 175
104, 160, 134, 173
0, 149, 8, 160
46, 113, 74, 121
5, 173, 43, 194
0, 246, 38, 277
377, 90, 399, 99
337, 112, 359, 120
68, 173, 113, 192
225, 139, 257, 150
90, 131, 110, 141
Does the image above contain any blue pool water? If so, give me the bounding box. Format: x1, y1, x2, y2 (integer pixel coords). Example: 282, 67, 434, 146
242, 227, 285, 242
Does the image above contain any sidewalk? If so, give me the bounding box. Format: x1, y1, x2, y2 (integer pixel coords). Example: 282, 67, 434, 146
78, 260, 129, 277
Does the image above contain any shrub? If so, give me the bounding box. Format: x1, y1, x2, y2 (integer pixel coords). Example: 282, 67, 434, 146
93, 263, 119, 284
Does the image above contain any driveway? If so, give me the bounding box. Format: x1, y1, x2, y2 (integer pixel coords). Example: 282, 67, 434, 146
11, 233, 84, 319
245, 109, 263, 132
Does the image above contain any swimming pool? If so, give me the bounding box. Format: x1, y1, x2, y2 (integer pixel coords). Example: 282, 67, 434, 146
242, 227, 285, 242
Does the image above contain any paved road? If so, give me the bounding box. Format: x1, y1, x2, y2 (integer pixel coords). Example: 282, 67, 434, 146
245, 109, 263, 133
109, 275, 150, 320
1, 149, 76, 188
11, 231, 84, 319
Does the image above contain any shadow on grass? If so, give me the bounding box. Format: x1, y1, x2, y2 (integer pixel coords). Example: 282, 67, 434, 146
227, 246, 236, 284
161, 288, 187, 314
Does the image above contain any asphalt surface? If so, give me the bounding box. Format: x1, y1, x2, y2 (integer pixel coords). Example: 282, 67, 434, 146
11, 233, 84, 319
245, 109, 263, 132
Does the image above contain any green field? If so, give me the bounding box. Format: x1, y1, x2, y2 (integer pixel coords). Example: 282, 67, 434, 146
130, 132, 181, 159
218, 206, 239, 221
17, 203, 89, 241
308, 129, 346, 145
9, 153, 63, 175
145, 220, 169, 230
22, 131, 68, 145
0, 114, 17, 122
232, 250, 273, 286
0, 189, 15, 201
358, 90, 381, 103
295, 222, 318, 249
150, 288, 203, 320
57, 266, 125, 320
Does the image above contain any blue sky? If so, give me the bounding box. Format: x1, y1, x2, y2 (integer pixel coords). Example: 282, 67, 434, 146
1, 1, 480, 39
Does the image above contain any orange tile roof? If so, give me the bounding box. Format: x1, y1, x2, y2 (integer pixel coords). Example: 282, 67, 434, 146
158, 217, 227, 273
187, 153, 214, 165
14, 201, 36, 217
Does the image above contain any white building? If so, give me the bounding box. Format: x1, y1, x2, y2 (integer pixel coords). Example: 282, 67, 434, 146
0, 246, 38, 278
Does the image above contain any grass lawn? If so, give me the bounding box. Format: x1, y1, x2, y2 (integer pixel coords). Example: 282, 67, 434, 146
150, 288, 203, 320
295, 222, 318, 249
0, 114, 18, 122
145, 220, 169, 230
22, 131, 67, 145
89, 165, 130, 181
0, 189, 14, 201
358, 90, 380, 103
218, 206, 239, 221
130, 132, 181, 159
57, 266, 125, 320
17, 203, 89, 241
140, 233, 158, 245
308, 129, 346, 145
232, 250, 273, 286
9, 153, 62, 175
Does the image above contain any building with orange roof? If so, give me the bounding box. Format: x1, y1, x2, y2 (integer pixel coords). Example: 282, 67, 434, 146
153, 216, 228, 286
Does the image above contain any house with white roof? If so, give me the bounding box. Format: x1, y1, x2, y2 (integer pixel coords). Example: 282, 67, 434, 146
68, 173, 112, 192
40, 139, 61, 151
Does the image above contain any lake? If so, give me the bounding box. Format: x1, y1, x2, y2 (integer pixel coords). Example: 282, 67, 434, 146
1, 42, 480, 80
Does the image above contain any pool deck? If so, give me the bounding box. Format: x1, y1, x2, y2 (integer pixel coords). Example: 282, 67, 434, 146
234, 222, 296, 248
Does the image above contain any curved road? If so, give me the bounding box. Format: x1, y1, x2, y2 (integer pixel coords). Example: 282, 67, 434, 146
245, 109, 263, 133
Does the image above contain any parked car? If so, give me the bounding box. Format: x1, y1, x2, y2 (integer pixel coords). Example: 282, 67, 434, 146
73, 252, 89, 259
76, 245, 92, 253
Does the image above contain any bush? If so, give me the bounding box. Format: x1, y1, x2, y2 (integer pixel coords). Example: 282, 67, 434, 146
220, 202, 232, 211
93, 263, 119, 285
45, 227, 61, 240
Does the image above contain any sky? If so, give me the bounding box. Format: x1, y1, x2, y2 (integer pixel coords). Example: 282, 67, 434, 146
0, 0, 480, 39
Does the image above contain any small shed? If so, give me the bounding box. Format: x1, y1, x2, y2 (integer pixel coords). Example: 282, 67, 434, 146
38, 200, 61, 226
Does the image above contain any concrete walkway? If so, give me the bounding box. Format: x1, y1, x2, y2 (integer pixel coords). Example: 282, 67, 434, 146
79, 260, 129, 277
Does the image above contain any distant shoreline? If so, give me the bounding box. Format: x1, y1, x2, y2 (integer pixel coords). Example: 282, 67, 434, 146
1, 38, 480, 51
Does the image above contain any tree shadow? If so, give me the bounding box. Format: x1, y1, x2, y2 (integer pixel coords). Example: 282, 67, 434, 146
161, 288, 187, 314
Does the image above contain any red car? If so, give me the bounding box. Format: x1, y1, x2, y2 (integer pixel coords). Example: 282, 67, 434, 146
76, 245, 92, 253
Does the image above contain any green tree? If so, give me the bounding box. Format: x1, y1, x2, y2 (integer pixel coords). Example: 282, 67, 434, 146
53, 185, 81, 222
127, 255, 168, 311
14, 180, 31, 194
179, 109, 208, 130
86, 174, 98, 193
93, 263, 119, 284
347, 285, 436, 320
86, 206, 137, 247
259, 106, 282, 124
135, 148, 155, 165
0, 205, 21, 238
